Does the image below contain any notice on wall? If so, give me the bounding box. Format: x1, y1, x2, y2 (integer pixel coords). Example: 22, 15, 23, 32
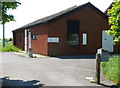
48, 37, 59, 43
83, 33, 87, 45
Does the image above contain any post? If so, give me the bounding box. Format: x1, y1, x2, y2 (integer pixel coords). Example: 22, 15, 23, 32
28, 31, 33, 58
2, 24, 5, 47
95, 53, 101, 84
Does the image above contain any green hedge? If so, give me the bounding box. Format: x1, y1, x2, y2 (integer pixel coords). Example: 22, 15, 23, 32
101, 56, 120, 84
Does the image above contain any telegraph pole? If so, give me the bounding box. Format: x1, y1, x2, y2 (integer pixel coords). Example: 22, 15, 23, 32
2, 23, 5, 47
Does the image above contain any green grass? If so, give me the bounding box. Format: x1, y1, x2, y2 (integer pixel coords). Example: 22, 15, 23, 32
101, 55, 120, 84
0, 42, 21, 52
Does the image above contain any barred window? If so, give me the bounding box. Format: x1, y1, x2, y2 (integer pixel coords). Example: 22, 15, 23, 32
67, 20, 80, 45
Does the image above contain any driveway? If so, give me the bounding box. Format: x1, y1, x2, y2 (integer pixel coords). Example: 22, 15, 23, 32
0, 52, 104, 87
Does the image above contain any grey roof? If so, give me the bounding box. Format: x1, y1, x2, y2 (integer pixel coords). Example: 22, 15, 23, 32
13, 2, 107, 31
15, 5, 77, 29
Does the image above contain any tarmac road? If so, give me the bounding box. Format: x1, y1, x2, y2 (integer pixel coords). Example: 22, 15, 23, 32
0, 52, 103, 87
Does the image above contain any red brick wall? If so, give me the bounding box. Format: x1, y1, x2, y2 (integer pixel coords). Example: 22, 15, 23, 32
48, 6, 110, 56
13, 30, 25, 50
114, 44, 120, 53
13, 5, 120, 56
13, 31, 16, 46
13, 25, 48, 56
30, 25, 48, 56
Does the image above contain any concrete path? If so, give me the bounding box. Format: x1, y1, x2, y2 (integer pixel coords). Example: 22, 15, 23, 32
0, 52, 107, 87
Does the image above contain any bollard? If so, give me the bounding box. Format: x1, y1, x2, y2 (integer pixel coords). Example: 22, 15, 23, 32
95, 53, 101, 84
29, 48, 33, 58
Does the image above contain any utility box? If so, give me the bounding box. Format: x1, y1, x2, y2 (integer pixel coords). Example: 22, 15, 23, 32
29, 48, 33, 58
97, 48, 109, 62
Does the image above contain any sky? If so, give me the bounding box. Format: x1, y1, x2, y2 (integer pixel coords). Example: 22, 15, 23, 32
0, 0, 113, 39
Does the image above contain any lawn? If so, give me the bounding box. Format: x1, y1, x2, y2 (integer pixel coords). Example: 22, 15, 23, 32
101, 55, 120, 84
0, 42, 20, 52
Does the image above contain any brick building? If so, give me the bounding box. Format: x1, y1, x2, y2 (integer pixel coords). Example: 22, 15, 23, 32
12, 2, 120, 56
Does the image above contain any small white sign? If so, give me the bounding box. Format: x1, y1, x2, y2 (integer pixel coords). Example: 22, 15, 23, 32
83, 33, 87, 45
48, 37, 59, 43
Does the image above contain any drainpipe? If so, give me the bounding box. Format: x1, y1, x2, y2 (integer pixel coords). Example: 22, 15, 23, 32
28, 30, 33, 58
24, 29, 27, 52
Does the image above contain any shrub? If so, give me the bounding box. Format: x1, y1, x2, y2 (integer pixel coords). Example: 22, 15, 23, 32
2, 46, 20, 52
0, 43, 20, 52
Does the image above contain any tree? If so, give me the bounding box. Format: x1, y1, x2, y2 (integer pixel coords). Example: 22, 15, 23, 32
0, 1, 21, 24
8, 37, 13, 41
0, 0, 21, 47
107, 0, 120, 44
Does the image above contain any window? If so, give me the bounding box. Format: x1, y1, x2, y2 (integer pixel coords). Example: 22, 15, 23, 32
32, 35, 37, 39
67, 20, 79, 45
82, 33, 87, 45
68, 34, 79, 45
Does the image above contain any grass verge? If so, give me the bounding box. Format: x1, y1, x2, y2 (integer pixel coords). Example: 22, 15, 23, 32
101, 55, 120, 84
0, 42, 21, 52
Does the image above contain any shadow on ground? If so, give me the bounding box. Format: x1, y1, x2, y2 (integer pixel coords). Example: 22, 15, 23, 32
1, 77, 44, 88
99, 83, 120, 88
57, 55, 96, 59
0, 77, 119, 88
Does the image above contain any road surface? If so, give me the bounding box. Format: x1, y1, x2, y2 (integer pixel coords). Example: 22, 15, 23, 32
0, 52, 104, 87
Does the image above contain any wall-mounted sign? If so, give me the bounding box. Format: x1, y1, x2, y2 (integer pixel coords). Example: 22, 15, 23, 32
83, 33, 87, 45
48, 37, 59, 43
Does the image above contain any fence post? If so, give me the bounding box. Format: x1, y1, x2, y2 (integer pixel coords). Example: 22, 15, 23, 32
95, 53, 101, 84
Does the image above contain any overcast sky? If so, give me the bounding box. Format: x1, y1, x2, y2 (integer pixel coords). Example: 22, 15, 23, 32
0, 0, 113, 38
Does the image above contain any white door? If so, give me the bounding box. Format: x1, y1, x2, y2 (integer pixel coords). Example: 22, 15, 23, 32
102, 30, 113, 52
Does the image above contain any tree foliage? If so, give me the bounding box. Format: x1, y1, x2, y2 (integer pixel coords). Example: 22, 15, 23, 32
5, 38, 13, 42
0, 0, 21, 24
107, 0, 120, 44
